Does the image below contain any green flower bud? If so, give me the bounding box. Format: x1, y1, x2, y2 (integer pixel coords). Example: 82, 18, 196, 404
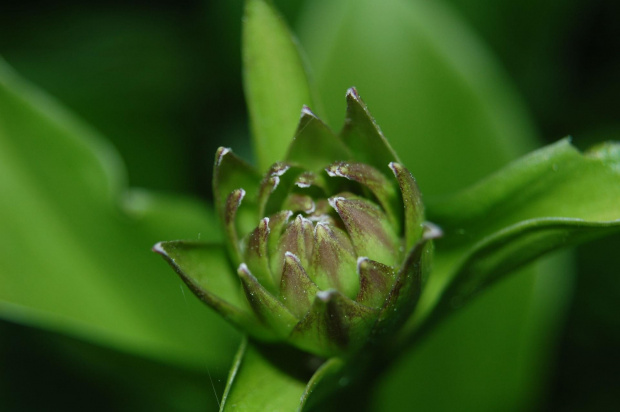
156, 88, 441, 357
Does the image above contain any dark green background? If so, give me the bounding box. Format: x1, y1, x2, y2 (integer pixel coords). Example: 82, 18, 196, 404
1, 0, 618, 410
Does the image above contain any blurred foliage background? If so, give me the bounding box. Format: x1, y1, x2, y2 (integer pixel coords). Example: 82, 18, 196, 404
0, 0, 618, 410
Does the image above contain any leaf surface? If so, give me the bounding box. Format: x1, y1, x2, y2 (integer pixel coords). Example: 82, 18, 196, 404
243, 0, 314, 171
405, 140, 620, 335
220, 338, 308, 411
0, 58, 238, 369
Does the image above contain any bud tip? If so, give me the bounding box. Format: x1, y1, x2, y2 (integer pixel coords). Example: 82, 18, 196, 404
346, 87, 359, 100
316, 289, 336, 302
284, 251, 301, 264
216, 147, 232, 166
238, 263, 253, 279
152, 241, 165, 255
423, 222, 443, 240
327, 196, 345, 211
356, 256, 369, 273
301, 105, 317, 119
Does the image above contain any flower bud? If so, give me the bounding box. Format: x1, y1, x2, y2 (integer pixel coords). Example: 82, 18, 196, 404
158, 88, 441, 357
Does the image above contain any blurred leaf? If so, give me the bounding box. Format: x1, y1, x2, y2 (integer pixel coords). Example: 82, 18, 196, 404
243, 0, 314, 171
405, 140, 620, 337
0, 321, 223, 412
296, 0, 571, 409
298, 0, 538, 196
0, 9, 216, 193
0, 58, 239, 369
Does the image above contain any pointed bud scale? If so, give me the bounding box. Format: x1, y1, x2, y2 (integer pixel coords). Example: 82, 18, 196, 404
153, 241, 275, 341
279, 252, 320, 318
243, 217, 276, 293
289, 289, 379, 357
224, 189, 246, 264
310, 223, 358, 298
285, 105, 352, 172
213, 147, 261, 219
373, 223, 442, 338
329, 196, 400, 267
341, 88, 400, 173
294, 170, 326, 190
257, 162, 291, 218
238, 263, 298, 338
306, 199, 333, 222
326, 161, 401, 229
282, 193, 316, 214
266, 210, 293, 265
356, 257, 397, 308
213, 148, 262, 246
272, 214, 315, 282
390, 162, 425, 251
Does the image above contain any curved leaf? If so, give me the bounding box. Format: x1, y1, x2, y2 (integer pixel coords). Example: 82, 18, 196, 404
427, 139, 620, 238
243, 0, 314, 171
401, 140, 620, 340
221, 337, 352, 412
220, 338, 309, 411
299, 357, 346, 410
297, 0, 538, 196
0, 58, 238, 369
153, 241, 274, 340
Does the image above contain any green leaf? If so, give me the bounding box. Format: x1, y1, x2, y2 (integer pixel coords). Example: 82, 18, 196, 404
428, 139, 620, 237
153, 241, 274, 341
0, 58, 239, 369
220, 338, 308, 411
221, 337, 351, 412
213, 146, 261, 226
298, 0, 538, 196
243, 0, 314, 171
299, 357, 347, 410
403, 140, 620, 340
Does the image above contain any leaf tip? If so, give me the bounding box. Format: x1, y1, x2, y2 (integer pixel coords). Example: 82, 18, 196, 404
423, 222, 443, 240
215, 147, 232, 167
152, 241, 166, 255
301, 105, 318, 119
346, 87, 359, 100
316, 289, 336, 302
356, 256, 369, 273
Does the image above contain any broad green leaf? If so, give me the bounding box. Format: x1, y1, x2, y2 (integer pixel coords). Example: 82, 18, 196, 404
243, 0, 314, 171
1, 320, 224, 411
0, 58, 239, 369
427, 140, 620, 237
403, 140, 620, 337
297, 0, 538, 197
220, 338, 308, 411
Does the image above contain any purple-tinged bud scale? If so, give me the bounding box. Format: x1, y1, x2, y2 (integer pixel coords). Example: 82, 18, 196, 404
158, 88, 441, 357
